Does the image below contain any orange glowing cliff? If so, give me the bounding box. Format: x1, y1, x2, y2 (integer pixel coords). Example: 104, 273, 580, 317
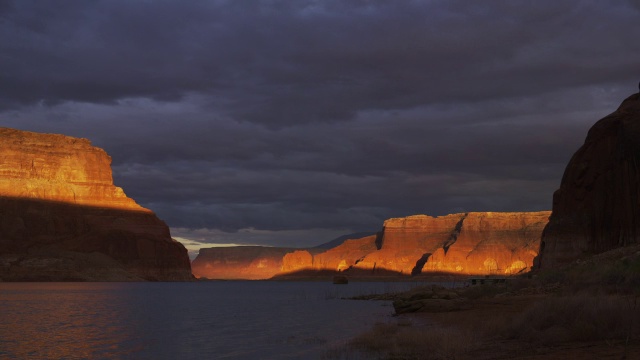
0, 127, 192, 281
192, 211, 550, 279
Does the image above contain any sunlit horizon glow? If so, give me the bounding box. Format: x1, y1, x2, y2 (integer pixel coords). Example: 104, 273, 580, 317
173, 237, 270, 260
172, 227, 352, 260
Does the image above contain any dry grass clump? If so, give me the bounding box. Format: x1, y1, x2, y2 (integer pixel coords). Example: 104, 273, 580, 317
535, 246, 640, 295
333, 294, 640, 359
348, 323, 397, 356
328, 247, 640, 359
344, 322, 480, 360
499, 294, 640, 345
458, 283, 507, 300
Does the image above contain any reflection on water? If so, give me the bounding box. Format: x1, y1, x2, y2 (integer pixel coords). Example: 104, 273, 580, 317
0, 283, 144, 359
0, 281, 427, 359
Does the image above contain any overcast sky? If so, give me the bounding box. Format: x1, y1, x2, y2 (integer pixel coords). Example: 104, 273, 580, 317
2, 1, 639, 252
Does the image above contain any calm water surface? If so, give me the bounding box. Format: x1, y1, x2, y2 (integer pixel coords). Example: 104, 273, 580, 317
0, 281, 428, 359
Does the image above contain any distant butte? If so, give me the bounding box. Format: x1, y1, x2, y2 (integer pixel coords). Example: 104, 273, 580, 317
0, 127, 193, 281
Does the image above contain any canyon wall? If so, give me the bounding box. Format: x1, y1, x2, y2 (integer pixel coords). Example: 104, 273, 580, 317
194, 211, 550, 279
0, 127, 192, 281
191, 246, 299, 280
539, 93, 640, 267
340, 212, 549, 276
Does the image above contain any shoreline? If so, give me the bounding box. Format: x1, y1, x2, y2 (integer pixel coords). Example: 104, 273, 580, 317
329, 245, 640, 359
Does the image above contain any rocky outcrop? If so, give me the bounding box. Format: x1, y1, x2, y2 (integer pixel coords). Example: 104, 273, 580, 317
424, 212, 550, 275
195, 211, 549, 279
192, 235, 380, 280
0, 127, 192, 281
315, 235, 380, 271
539, 93, 640, 267
391, 285, 468, 314
353, 214, 466, 274
192, 246, 298, 280
351, 212, 549, 275
0, 128, 143, 210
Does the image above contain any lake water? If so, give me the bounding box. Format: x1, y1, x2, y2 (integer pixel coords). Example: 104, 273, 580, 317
0, 281, 430, 359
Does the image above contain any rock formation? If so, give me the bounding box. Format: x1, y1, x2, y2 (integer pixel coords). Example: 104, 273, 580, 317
423, 212, 549, 275
539, 93, 640, 267
353, 214, 466, 275
194, 211, 549, 279
0, 127, 192, 281
191, 246, 299, 280
281, 235, 380, 273
350, 212, 549, 276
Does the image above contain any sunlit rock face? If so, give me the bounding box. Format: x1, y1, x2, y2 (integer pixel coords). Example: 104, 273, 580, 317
540, 93, 640, 267
192, 246, 298, 280
192, 236, 378, 280
352, 212, 550, 275
0, 128, 192, 281
313, 235, 379, 271
282, 250, 314, 273
0, 128, 143, 210
280, 235, 379, 273
198, 212, 549, 279
355, 214, 466, 274
423, 212, 550, 275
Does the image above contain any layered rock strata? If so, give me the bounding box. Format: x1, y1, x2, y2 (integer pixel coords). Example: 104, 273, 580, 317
0, 127, 192, 281
194, 211, 549, 279
344, 212, 549, 276
539, 93, 640, 267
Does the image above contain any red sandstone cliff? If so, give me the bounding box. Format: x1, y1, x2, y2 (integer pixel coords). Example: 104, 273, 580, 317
354, 214, 465, 275
191, 246, 299, 280
539, 93, 640, 267
327, 212, 549, 276
423, 212, 549, 275
0, 127, 192, 281
194, 211, 549, 279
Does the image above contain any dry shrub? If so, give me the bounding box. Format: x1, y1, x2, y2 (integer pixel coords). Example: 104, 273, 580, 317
504, 277, 534, 292
348, 322, 481, 360
502, 294, 640, 344
393, 327, 478, 359
459, 283, 506, 300
534, 248, 640, 296
349, 323, 398, 355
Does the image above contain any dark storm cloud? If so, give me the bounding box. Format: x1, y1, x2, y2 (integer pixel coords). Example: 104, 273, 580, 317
2, 0, 639, 247
3, 1, 639, 124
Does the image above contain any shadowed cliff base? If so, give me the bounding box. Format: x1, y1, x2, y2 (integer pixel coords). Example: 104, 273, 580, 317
0, 195, 193, 281
270, 268, 476, 282
271, 267, 407, 281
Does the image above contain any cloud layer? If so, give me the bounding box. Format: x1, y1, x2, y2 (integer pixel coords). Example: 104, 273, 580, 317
2, 0, 639, 247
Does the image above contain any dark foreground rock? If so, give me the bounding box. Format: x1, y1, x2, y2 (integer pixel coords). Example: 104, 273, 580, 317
392, 286, 468, 314
540, 93, 640, 267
